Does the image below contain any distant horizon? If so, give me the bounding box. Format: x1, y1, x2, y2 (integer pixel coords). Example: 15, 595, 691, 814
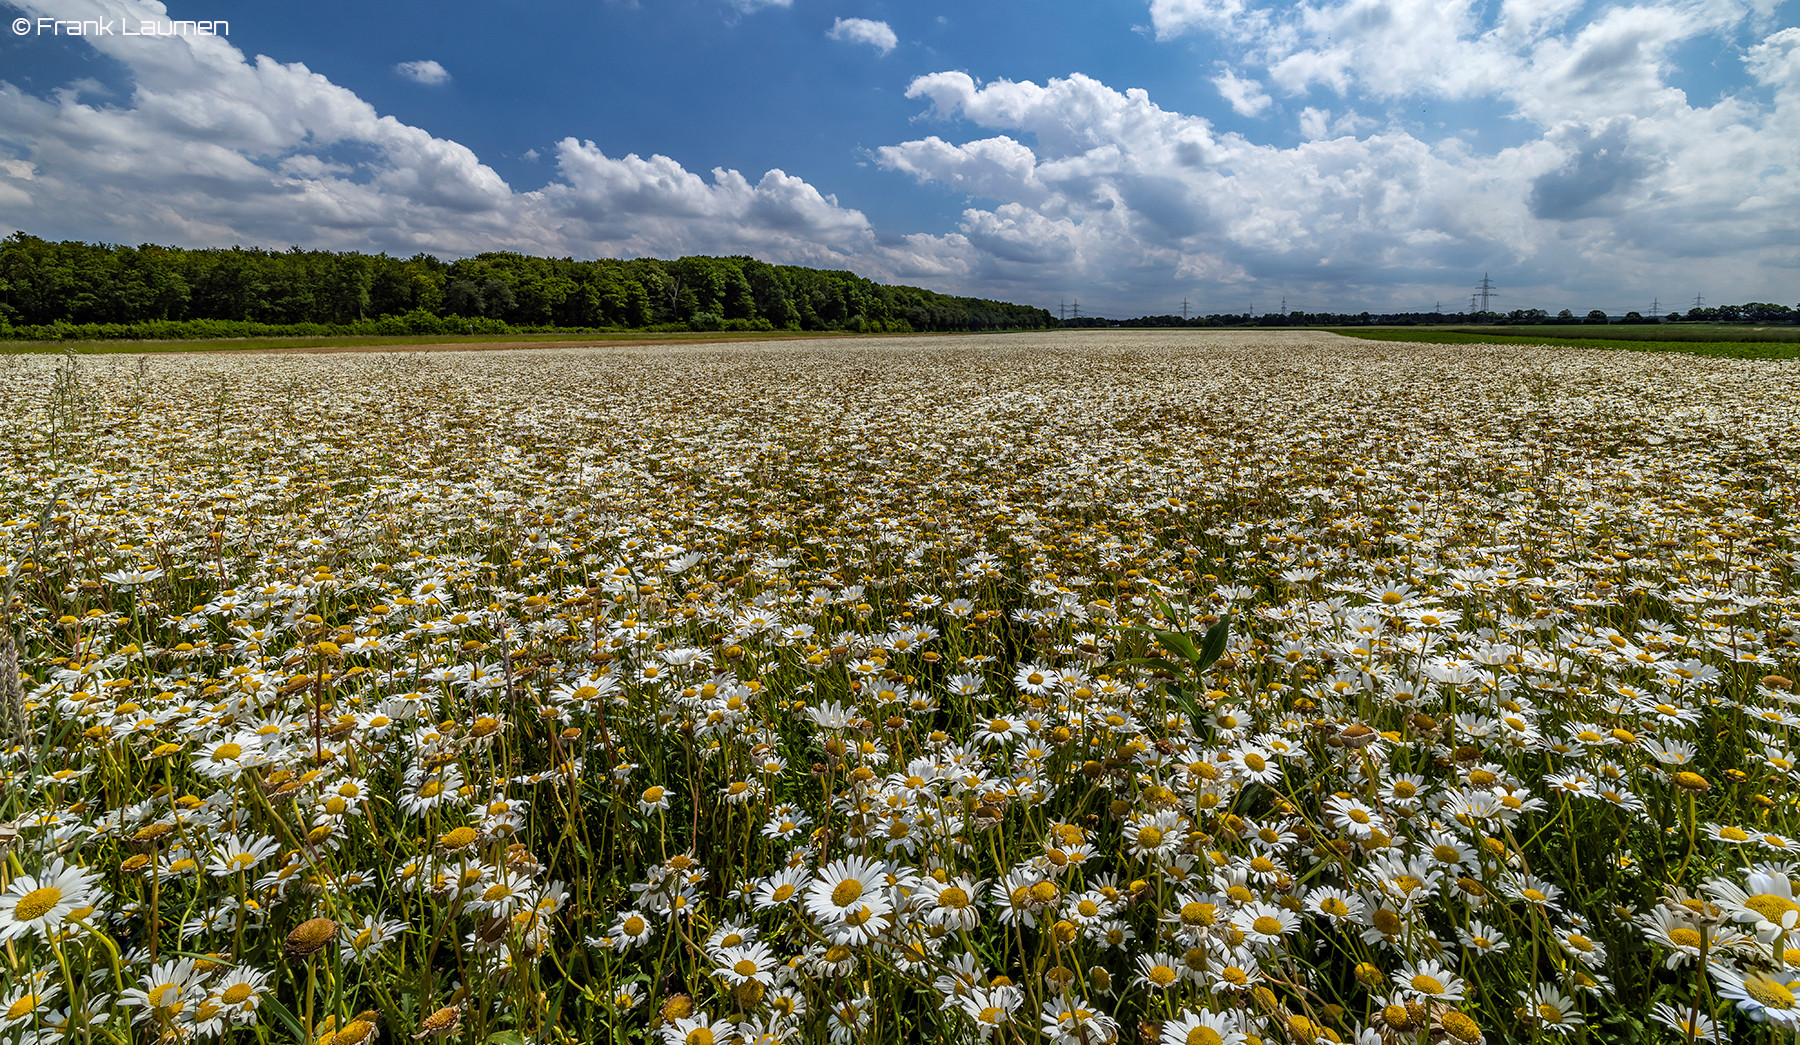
2, 0, 1797, 316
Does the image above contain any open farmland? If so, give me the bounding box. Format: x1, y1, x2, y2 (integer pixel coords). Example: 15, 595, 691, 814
1, 330, 1798, 1045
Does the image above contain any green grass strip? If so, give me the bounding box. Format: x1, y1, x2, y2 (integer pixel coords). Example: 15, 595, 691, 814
1330, 327, 1800, 360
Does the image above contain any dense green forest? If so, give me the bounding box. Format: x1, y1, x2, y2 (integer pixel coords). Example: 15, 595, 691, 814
0, 232, 1054, 339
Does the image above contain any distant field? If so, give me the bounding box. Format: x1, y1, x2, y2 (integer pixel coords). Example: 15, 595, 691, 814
1335, 325, 1800, 359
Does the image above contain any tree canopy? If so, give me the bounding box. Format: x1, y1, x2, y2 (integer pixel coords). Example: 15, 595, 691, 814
0, 233, 1054, 338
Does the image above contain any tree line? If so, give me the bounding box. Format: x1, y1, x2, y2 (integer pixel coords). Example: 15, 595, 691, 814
1069, 304, 1798, 328
0, 232, 1055, 339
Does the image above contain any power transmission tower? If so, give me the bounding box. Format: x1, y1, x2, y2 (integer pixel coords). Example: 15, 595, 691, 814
1181, 298, 1189, 320
1071, 299, 1081, 321
1058, 301, 1066, 323
1650, 297, 1660, 319
1692, 292, 1705, 310
1474, 273, 1497, 313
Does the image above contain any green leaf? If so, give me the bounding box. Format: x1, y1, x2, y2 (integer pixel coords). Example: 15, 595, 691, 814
1197, 618, 1230, 671
256, 991, 307, 1043
1151, 628, 1201, 665
1145, 590, 1185, 631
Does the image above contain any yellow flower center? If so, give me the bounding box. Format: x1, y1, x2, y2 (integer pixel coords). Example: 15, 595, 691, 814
1537, 1003, 1565, 1024
6, 995, 41, 1020
830, 879, 864, 907
439, 827, 477, 850
1441, 1011, 1482, 1043
771, 884, 795, 902
624, 916, 646, 936
685, 1030, 714, 1045
1411, 974, 1445, 994
1746, 974, 1797, 1009
1252, 915, 1284, 936
213, 742, 243, 760
1137, 826, 1164, 849
938, 886, 969, 908
1243, 753, 1267, 772
734, 959, 759, 977
1147, 964, 1177, 986
1186, 1028, 1223, 1045
12, 886, 61, 922
1745, 894, 1800, 922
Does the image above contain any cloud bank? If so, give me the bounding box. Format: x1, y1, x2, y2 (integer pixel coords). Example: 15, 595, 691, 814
0, 0, 1795, 313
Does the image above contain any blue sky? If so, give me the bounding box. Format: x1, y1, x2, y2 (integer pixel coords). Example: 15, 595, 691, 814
1, 0, 1796, 316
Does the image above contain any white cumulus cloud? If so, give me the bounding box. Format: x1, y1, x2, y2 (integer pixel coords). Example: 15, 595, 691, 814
828, 18, 898, 55
394, 60, 450, 86
1212, 67, 1272, 116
